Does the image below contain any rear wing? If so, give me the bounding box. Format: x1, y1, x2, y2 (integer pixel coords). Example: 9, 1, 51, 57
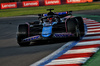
57, 11, 72, 17
38, 11, 72, 17
57, 11, 72, 15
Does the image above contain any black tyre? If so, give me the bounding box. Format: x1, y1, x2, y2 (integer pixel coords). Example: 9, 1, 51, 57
66, 18, 81, 40
75, 16, 85, 36
67, 18, 76, 33
29, 21, 40, 25
17, 24, 30, 46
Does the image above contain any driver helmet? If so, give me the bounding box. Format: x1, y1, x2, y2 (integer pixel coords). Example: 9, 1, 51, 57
45, 18, 49, 23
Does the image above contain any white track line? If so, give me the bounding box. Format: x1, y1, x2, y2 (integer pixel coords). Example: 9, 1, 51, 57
86, 32, 100, 35
87, 23, 100, 26
46, 57, 90, 65
87, 26, 100, 28
76, 41, 100, 46
64, 48, 99, 54
87, 29, 100, 31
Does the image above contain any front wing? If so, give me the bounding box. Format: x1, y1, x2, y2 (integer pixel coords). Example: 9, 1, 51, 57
21, 33, 74, 43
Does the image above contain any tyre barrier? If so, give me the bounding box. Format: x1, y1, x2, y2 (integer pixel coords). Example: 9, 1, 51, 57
31, 18, 100, 66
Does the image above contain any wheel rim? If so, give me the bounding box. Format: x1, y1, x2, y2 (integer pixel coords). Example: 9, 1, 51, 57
75, 26, 81, 39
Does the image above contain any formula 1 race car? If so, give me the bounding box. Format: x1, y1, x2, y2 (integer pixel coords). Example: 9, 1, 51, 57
17, 9, 85, 46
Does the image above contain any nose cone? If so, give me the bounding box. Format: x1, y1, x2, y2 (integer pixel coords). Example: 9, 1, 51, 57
42, 26, 52, 37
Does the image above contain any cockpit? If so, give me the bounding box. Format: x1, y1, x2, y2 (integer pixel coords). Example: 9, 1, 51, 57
43, 17, 58, 26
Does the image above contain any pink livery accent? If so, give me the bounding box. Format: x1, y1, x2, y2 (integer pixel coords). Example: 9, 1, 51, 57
26, 22, 30, 37
65, 19, 68, 32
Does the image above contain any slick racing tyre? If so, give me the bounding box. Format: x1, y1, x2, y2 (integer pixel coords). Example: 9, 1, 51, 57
66, 18, 81, 40
17, 24, 30, 46
29, 21, 40, 25
75, 16, 85, 36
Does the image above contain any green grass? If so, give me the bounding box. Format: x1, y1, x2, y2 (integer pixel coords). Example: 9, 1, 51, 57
82, 50, 100, 66
0, 2, 100, 17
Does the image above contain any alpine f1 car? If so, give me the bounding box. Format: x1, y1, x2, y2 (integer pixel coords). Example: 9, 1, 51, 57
17, 9, 85, 46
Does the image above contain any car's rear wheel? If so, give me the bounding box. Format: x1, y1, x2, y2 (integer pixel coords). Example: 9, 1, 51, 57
66, 18, 81, 40
17, 24, 30, 46
75, 16, 85, 36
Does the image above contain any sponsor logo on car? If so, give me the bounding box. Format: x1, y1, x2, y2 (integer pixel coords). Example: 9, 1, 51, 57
23, 35, 40, 41
54, 33, 74, 37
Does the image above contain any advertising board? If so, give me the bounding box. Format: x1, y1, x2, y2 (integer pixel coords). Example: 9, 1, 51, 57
45, 0, 61, 6
66, 0, 93, 4
1, 2, 17, 9
22, 1, 39, 7
66, 0, 81, 3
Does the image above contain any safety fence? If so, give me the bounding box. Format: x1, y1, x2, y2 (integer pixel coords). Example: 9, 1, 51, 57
0, 0, 93, 9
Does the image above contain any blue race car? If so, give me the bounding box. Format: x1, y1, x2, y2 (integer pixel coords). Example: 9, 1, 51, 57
17, 9, 85, 46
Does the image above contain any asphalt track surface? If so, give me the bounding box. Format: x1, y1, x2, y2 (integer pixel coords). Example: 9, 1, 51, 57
0, 9, 100, 66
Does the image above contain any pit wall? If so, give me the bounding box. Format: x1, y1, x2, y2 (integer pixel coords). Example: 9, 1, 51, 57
0, 0, 93, 9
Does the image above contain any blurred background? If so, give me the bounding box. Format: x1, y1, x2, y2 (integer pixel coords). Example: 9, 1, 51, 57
0, 0, 38, 3
0, 0, 99, 3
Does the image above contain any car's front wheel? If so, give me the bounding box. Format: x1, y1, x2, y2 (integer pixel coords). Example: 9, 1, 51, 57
17, 24, 30, 46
